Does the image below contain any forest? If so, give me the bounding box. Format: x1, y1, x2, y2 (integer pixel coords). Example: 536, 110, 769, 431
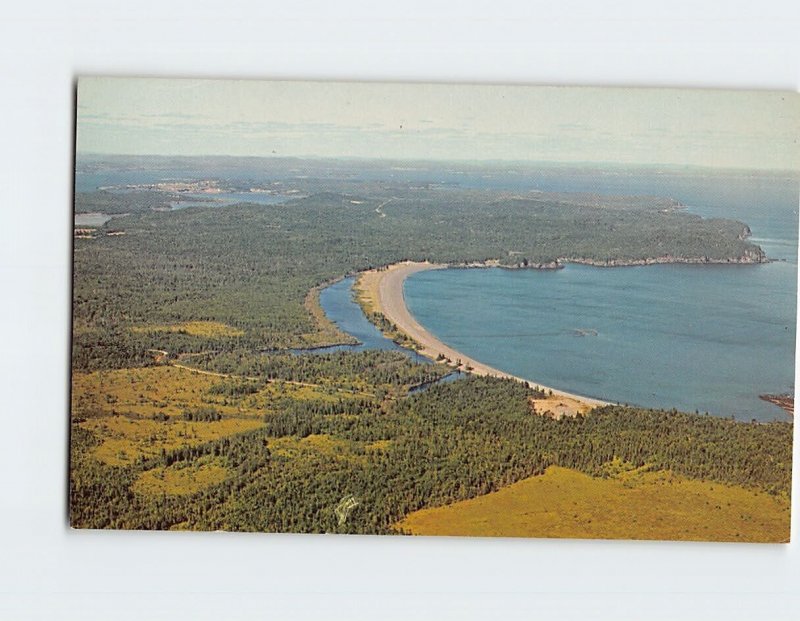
73, 185, 765, 365
70, 168, 791, 538
70, 376, 792, 533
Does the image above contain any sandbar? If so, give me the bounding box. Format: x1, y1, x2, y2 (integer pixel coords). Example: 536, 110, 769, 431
356, 261, 608, 412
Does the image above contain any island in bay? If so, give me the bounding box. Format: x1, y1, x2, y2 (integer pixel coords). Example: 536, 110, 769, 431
70, 79, 797, 542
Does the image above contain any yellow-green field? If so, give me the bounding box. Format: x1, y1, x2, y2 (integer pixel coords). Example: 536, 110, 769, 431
81, 415, 264, 466
396, 466, 790, 543
72, 365, 357, 419
132, 457, 230, 496
268, 433, 363, 462
264, 433, 393, 464
71, 364, 364, 468
131, 320, 244, 337
72, 365, 256, 420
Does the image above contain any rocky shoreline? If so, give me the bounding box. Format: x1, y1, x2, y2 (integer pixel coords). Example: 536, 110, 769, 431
759, 394, 794, 416
453, 249, 768, 271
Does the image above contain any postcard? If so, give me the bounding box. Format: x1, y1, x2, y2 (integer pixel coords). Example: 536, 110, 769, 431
71, 78, 797, 541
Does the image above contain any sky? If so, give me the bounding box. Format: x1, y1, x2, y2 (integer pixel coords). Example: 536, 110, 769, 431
76, 77, 800, 170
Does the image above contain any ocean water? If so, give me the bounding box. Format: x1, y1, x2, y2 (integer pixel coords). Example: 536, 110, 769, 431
76, 160, 798, 420
403, 173, 798, 422
405, 263, 795, 421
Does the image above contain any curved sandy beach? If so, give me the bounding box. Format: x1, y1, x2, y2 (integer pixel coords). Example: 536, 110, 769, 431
356, 261, 609, 412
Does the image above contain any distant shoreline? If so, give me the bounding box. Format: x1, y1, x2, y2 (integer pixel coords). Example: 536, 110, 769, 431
355, 261, 609, 410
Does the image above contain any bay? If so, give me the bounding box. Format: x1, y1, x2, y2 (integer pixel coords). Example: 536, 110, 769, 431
404, 261, 795, 421
77, 160, 798, 420
399, 170, 797, 422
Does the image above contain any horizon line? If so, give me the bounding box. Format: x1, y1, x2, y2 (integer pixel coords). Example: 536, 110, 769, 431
75, 152, 800, 176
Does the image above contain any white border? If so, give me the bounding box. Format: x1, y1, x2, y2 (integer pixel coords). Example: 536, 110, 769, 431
1, 2, 799, 619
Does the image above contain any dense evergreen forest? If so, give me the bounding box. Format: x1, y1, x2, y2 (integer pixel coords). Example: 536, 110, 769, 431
70, 376, 792, 533
73, 185, 765, 362
71, 168, 791, 536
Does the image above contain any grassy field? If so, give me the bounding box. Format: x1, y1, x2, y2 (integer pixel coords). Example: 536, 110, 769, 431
72, 364, 364, 418
72, 365, 254, 421
396, 465, 791, 543
70, 371, 792, 535
268, 433, 360, 460
131, 320, 245, 338
132, 457, 230, 496
71, 364, 367, 468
